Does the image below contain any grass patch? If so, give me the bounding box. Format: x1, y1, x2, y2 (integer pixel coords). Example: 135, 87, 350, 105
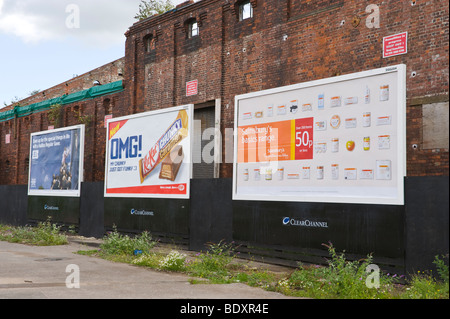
99, 226, 156, 256
0, 219, 68, 246
74, 230, 449, 299
277, 243, 402, 299
2, 222, 448, 299
0, 225, 436, 299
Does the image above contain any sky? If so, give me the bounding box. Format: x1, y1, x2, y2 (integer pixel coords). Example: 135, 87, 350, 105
0, 0, 188, 109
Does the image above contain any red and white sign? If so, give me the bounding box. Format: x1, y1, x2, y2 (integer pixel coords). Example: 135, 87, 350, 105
5, 134, 10, 144
383, 32, 408, 58
186, 80, 198, 97
104, 114, 113, 128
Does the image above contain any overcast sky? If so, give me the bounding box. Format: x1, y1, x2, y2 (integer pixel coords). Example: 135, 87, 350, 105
0, 0, 188, 108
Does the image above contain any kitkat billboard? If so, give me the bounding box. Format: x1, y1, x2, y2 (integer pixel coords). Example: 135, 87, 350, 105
104, 105, 193, 199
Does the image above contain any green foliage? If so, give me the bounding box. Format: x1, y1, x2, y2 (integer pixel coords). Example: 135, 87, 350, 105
0, 218, 68, 246
433, 254, 449, 283
281, 243, 398, 299
77, 235, 450, 299
400, 256, 449, 299
47, 103, 62, 127
132, 252, 164, 269
159, 250, 187, 272
401, 271, 449, 299
188, 241, 237, 283
100, 226, 156, 256
134, 0, 174, 20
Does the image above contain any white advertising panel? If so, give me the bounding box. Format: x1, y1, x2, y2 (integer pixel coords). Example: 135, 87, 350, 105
28, 125, 85, 197
233, 65, 406, 205
104, 105, 193, 199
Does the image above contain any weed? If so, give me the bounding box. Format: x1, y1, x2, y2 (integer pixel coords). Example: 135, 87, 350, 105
433, 254, 449, 283
100, 226, 156, 256
188, 240, 237, 283
281, 243, 398, 299
402, 271, 449, 299
0, 219, 68, 246
159, 250, 187, 272
132, 253, 164, 269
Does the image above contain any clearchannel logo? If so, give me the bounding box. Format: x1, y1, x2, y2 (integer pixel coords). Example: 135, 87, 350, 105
130, 209, 154, 216
44, 204, 59, 211
283, 217, 329, 228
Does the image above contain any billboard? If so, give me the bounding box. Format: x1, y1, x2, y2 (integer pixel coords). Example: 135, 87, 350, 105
104, 105, 193, 199
28, 125, 85, 197
233, 65, 406, 205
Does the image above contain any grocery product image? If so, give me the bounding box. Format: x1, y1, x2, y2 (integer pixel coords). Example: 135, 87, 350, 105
316, 166, 324, 180
380, 84, 389, 101
318, 93, 325, 110
345, 117, 357, 129
378, 135, 391, 150
315, 142, 327, 153
346, 140, 356, 151
277, 105, 287, 115
302, 166, 311, 179
376, 160, 392, 180
331, 138, 339, 153
344, 168, 357, 180
344, 96, 358, 105
302, 103, 312, 112
265, 168, 273, 181
330, 96, 341, 107
364, 85, 370, 104
362, 112, 371, 127
360, 169, 374, 180
139, 110, 189, 184
255, 111, 263, 118
254, 168, 261, 181
363, 137, 370, 151
266, 104, 274, 117
243, 112, 252, 120
315, 120, 327, 131
330, 115, 341, 129
290, 100, 299, 114
159, 145, 184, 182
376, 116, 392, 126
331, 164, 339, 180
243, 168, 249, 181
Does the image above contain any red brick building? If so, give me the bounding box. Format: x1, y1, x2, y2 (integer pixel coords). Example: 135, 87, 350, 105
0, 0, 448, 270
1, 0, 448, 184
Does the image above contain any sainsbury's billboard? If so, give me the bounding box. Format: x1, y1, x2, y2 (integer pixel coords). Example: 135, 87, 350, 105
233, 65, 406, 205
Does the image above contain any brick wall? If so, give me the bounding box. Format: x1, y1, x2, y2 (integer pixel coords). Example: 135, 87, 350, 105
2, 58, 125, 111
0, 91, 126, 185
124, 0, 448, 178
1, 0, 448, 186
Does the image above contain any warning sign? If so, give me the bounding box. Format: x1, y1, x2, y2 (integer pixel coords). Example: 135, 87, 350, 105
186, 80, 198, 97
383, 32, 408, 58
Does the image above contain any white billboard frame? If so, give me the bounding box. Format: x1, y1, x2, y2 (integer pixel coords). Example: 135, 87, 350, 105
28, 124, 85, 198
233, 65, 406, 205
104, 104, 194, 199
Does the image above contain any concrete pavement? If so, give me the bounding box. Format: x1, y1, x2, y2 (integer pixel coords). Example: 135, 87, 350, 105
0, 237, 298, 300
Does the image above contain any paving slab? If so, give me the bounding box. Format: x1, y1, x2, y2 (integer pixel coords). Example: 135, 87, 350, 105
0, 238, 299, 300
